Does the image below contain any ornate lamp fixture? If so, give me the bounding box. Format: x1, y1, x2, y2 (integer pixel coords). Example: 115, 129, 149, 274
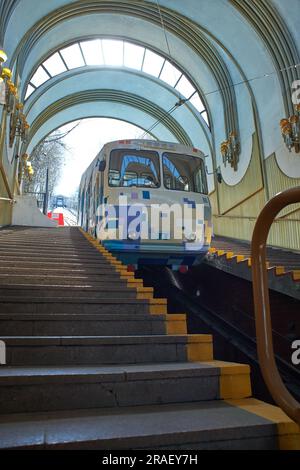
220, 131, 240, 171
21, 153, 34, 181
0, 51, 17, 114
0, 50, 8, 89
16, 106, 30, 143
280, 104, 300, 153
9, 101, 30, 147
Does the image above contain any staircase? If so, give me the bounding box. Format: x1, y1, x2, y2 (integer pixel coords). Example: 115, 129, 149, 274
0, 226, 299, 450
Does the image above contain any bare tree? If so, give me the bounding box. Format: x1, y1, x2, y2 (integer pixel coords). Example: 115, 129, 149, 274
23, 123, 80, 195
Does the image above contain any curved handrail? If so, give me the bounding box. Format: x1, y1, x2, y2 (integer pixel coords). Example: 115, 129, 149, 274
251, 186, 300, 424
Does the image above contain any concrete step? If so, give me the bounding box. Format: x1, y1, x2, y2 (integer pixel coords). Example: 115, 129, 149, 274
0, 274, 133, 285
0, 245, 98, 252
0, 312, 167, 336
0, 241, 91, 249
0, 362, 220, 414
0, 400, 277, 449
0, 246, 98, 254
0, 254, 113, 263
0, 287, 140, 299
0, 266, 123, 276
0, 334, 212, 366
0, 260, 119, 269
0, 297, 164, 314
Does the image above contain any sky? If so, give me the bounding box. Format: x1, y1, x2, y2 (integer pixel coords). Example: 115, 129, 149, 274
53, 118, 151, 196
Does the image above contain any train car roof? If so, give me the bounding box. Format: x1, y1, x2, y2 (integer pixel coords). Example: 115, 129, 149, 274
102, 139, 204, 157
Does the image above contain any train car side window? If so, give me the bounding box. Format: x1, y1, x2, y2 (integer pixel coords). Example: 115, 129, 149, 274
109, 149, 160, 188
162, 152, 207, 194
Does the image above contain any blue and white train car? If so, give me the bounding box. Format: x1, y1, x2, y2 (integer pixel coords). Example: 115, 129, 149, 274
79, 139, 212, 270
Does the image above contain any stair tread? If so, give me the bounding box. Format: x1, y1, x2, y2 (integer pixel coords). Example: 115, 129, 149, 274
0, 334, 209, 345
0, 313, 163, 320
0, 362, 219, 381
0, 297, 151, 303
0, 285, 128, 289
0, 400, 275, 450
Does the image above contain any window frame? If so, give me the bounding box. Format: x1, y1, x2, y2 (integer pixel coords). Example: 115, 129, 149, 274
108, 148, 161, 189
162, 152, 208, 195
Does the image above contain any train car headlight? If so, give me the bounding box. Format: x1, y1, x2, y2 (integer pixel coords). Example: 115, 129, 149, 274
185, 232, 197, 242
128, 231, 138, 240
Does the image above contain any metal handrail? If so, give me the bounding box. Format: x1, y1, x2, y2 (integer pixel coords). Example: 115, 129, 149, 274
251, 186, 300, 425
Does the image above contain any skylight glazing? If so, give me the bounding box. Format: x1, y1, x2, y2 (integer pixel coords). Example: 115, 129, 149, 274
60, 44, 85, 69
43, 52, 67, 76
124, 42, 145, 70
102, 39, 123, 66
25, 39, 209, 128
142, 49, 165, 77
80, 40, 104, 66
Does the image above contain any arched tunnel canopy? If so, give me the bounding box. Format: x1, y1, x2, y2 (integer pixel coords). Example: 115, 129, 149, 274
1, 0, 300, 190
24, 68, 211, 152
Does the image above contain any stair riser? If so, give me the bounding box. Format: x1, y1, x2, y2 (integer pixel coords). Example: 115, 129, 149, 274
0, 268, 122, 276
0, 279, 127, 287
0, 303, 151, 314
0, 376, 219, 414
0, 257, 117, 265
0, 262, 117, 269
0, 274, 126, 282
4, 343, 187, 366
0, 290, 137, 299
0, 244, 92, 250
0, 247, 98, 252
0, 248, 100, 254
0, 319, 166, 336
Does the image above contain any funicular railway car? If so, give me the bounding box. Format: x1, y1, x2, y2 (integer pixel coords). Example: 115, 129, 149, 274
79, 140, 212, 269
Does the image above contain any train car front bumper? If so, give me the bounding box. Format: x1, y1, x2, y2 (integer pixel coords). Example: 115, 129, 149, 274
102, 240, 209, 269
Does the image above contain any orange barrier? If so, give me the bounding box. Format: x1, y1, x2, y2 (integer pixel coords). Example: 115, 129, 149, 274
47, 211, 64, 226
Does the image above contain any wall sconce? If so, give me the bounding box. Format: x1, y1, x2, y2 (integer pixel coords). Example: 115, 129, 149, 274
1, 71, 17, 114
280, 104, 300, 153
17, 110, 30, 143
9, 102, 30, 147
0, 50, 7, 106
0, 50, 20, 117
21, 153, 34, 181
0, 50, 8, 76
220, 131, 240, 171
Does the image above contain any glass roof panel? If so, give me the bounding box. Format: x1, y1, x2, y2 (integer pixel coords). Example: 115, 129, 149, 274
43, 52, 67, 76
30, 66, 50, 87
159, 61, 182, 87
24, 40, 209, 131
25, 84, 35, 100
124, 42, 144, 70
60, 44, 85, 69
80, 40, 104, 66
102, 39, 123, 66
175, 75, 196, 98
189, 93, 205, 113
142, 49, 165, 77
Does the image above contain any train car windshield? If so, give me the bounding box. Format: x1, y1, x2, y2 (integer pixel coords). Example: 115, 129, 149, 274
109, 149, 160, 188
163, 152, 208, 194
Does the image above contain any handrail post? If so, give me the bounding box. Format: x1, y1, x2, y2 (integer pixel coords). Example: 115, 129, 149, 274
251, 186, 300, 424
